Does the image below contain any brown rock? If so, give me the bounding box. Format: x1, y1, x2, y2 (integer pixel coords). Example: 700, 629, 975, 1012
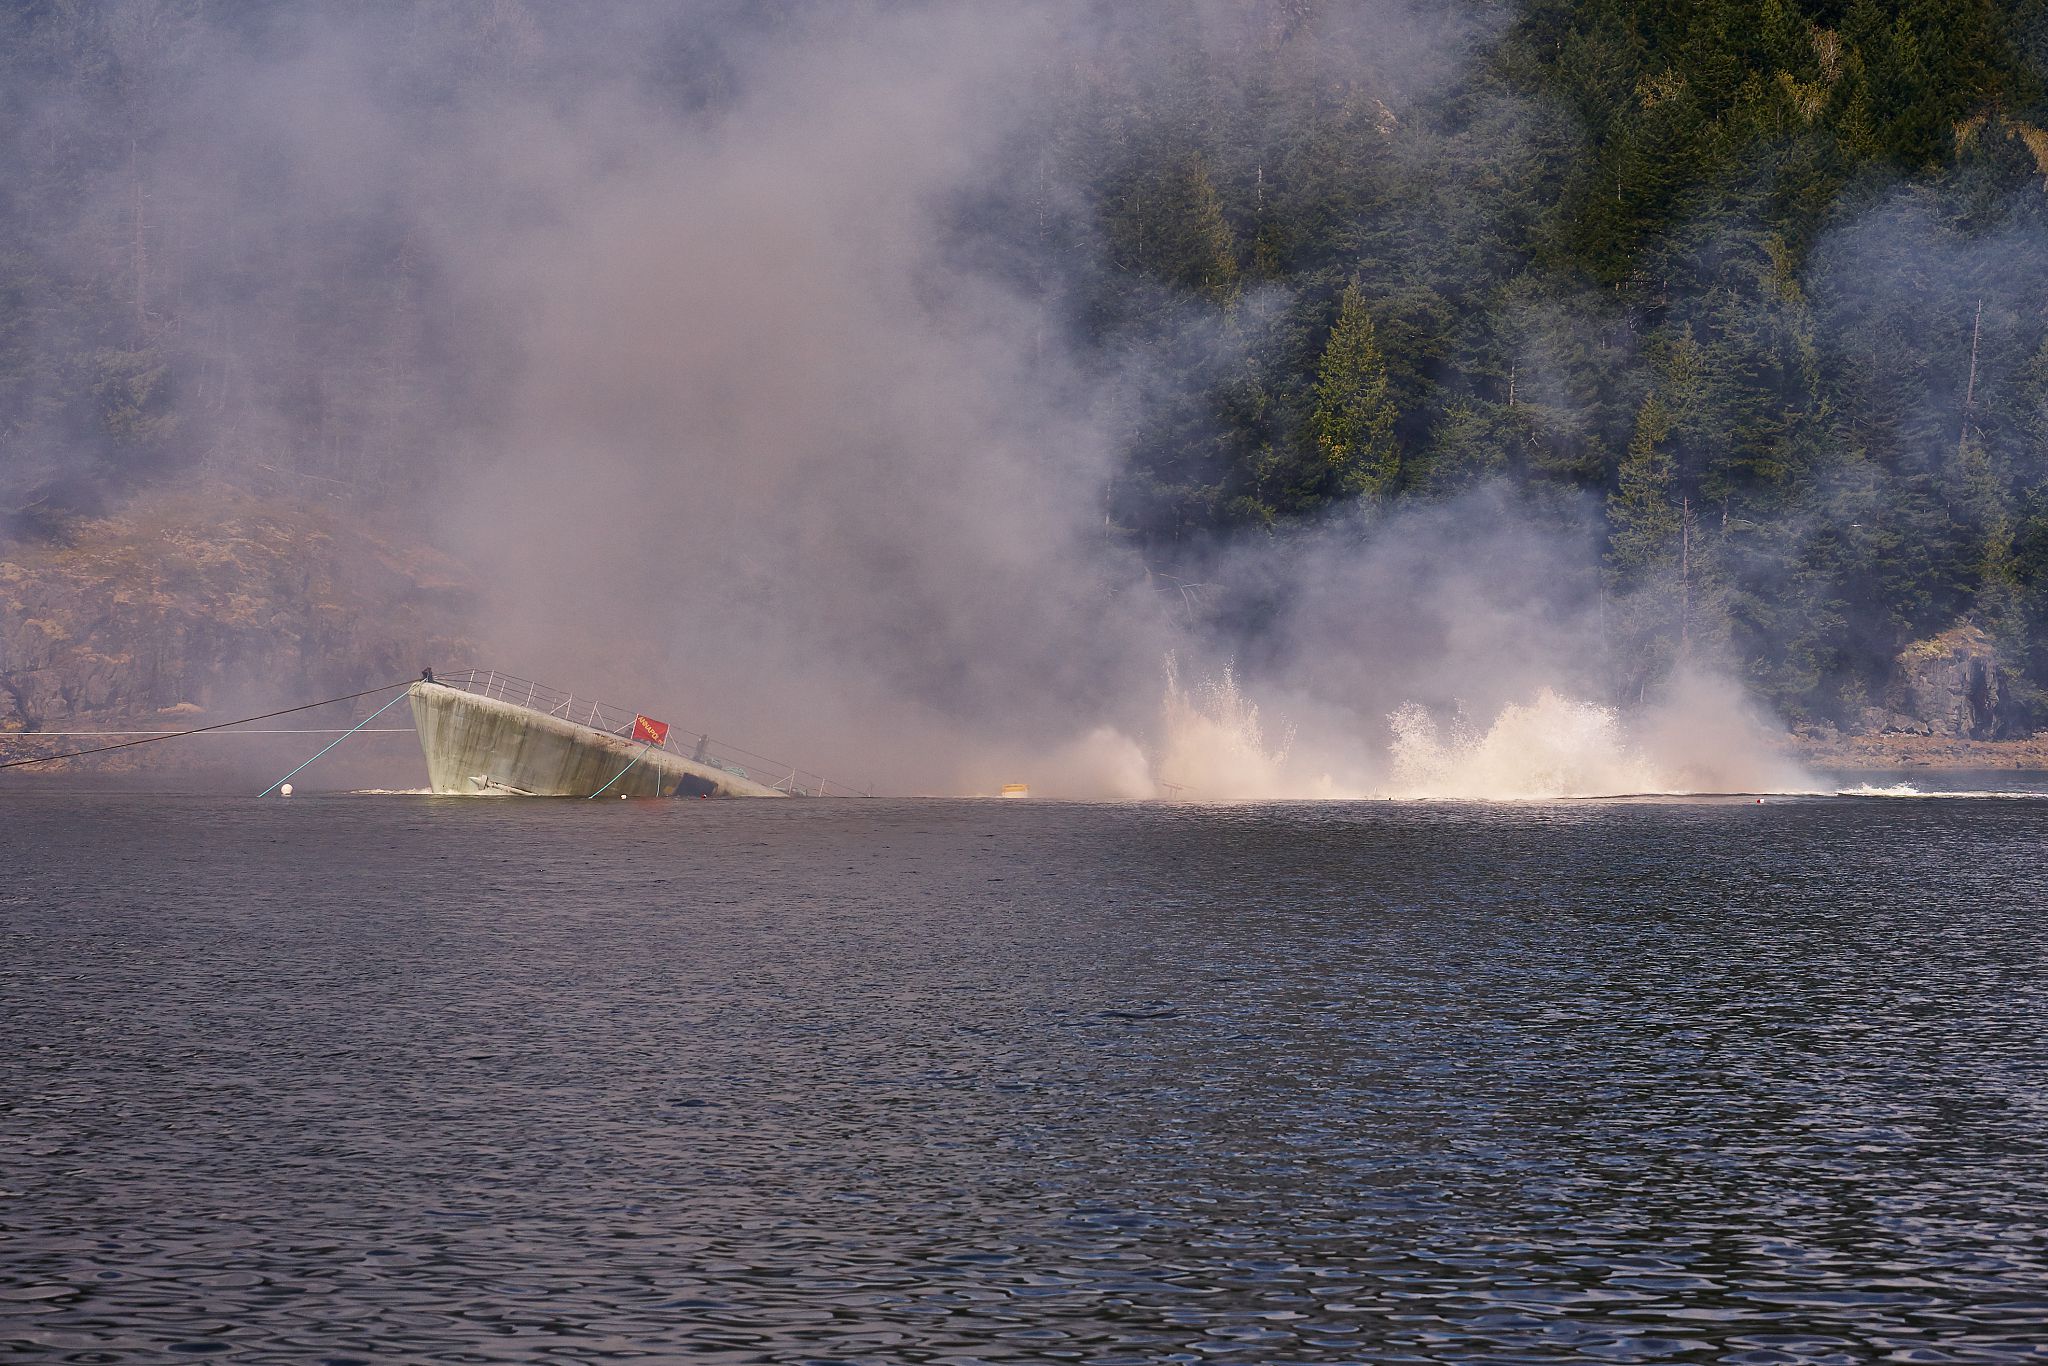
0, 487, 476, 771
1891, 623, 2004, 739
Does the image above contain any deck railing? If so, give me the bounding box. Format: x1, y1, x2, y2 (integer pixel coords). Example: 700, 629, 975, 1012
434, 669, 869, 797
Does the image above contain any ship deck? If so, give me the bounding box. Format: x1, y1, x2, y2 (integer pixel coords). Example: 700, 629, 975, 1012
408, 672, 861, 798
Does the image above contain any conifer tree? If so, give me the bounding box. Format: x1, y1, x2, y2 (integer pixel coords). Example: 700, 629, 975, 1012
1311, 279, 1398, 501
1610, 392, 1682, 576
1111, 154, 1240, 302
1172, 157, 1240, 302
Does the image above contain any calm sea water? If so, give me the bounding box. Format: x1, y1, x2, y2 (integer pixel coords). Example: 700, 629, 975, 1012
4, 790, 2047, 1363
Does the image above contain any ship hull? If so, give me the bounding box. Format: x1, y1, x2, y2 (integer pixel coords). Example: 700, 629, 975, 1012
408, 681, 787, 798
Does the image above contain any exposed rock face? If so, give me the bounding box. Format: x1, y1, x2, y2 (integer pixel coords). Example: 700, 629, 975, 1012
0, 490, 475, 760
1888, 623, 2008, 740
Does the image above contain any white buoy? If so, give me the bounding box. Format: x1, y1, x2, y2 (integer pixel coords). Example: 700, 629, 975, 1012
620, 792, 628, 800
280, 783, 293, 798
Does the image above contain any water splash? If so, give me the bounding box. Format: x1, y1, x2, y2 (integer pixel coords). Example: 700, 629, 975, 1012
1032, 662, 1817, 802
1153, 658, 1352, 800
1834, 783, 2048, 799
1837, 781, 1924, 798
1387, 670, 1827, 799
1384, 690, 1668, 800
1164, 660, 1822, 800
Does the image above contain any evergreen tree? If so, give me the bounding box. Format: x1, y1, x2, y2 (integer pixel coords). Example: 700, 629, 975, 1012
1108, 153, 1240, 302
1609, 392, 1681, 577
1310, 279, 1398, 502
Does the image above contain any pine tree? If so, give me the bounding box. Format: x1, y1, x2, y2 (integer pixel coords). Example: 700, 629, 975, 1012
1169, 156, 1240, 302
1609, 392, 1682, 575
1310, 279, 1398, 501
1109, 153, 1240, 302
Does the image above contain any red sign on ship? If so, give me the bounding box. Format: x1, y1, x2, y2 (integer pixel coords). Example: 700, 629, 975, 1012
632, 714, 670, 746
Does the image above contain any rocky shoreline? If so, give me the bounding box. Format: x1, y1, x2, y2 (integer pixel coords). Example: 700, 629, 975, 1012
1782, 731, 2048, 771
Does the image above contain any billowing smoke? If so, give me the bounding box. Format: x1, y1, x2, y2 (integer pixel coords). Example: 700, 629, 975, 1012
429, 4, 1177, 793
2, 1, 1825, 798
408, 1, 1806, 798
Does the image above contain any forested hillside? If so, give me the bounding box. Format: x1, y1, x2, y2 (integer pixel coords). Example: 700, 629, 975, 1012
7, 0, 2048, 737
1026, 0, 2048, 732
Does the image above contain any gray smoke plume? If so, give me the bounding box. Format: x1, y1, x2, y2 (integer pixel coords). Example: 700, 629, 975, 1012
3, 1, 1818, 796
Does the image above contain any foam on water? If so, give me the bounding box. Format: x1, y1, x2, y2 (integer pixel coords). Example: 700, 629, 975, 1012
1834, 782, 2048, 799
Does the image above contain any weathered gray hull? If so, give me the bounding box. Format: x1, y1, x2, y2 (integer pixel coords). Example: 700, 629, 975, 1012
408, 681, 787, 798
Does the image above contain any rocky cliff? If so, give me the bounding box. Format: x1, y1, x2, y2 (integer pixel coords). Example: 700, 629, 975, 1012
1891, 623, 2012, 738
0, 489, 475, 773
1829, 623, 2018, 742
1785, 620, 2048, 768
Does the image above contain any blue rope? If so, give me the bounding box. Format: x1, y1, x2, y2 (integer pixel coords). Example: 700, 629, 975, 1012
258, 689, 411, 797
588, 742, 655, 800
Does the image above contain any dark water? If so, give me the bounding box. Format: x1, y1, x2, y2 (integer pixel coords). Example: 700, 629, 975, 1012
4, 792, 2048, 1364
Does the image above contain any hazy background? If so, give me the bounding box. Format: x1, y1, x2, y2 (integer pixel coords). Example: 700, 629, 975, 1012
5, 1, 2043, 794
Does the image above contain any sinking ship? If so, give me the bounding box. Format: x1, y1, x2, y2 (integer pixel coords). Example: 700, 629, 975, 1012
409, 669, 850, 798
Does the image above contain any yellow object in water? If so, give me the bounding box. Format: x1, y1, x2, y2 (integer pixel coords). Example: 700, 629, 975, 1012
1000, 783, 1030, 799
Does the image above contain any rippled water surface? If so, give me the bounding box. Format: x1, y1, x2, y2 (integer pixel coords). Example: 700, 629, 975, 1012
4, 792, 2048, 1363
